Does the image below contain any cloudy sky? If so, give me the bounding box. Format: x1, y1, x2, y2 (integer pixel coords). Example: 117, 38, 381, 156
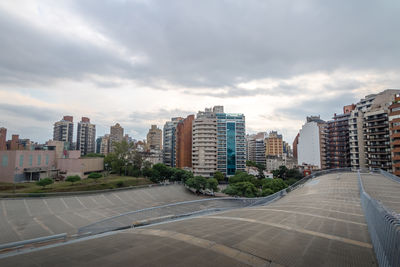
0, 0, 399, 144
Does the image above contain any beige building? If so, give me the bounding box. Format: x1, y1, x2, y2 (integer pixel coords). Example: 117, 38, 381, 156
146, 125, 162, 151
349, 89, 400, 171
76, 117, 96, 156
0, 141, 103, 183
192, 108, 217, 177
109, 123, 124, 153
265, 131, 283, 156
53, 116, 74, 150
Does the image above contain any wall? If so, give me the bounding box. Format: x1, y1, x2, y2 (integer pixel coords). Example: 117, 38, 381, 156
0, 150, 57, 183
57, 157, 104, 178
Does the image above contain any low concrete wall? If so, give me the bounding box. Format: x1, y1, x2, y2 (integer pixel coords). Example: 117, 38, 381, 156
57, 157, 104, 178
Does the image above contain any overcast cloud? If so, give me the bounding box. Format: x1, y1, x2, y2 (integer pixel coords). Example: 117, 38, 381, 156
0, 0, 399, 144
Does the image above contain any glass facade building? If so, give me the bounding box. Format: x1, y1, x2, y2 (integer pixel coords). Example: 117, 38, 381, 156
163, 117, 183, 167
216, 113, 246, 176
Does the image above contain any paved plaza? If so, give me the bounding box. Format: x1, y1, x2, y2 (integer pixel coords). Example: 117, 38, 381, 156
0, 184, 202, 244
0, 172, 384, 266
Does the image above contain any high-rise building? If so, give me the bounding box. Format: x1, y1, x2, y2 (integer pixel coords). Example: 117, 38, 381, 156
297, 116, 326, 169
325, 105, 355, 169
53, 116, 74, 149
146, 125, 162, 151
109, 123, 124, 152
97, 135, 110, 155
215, 107, 246, 176
176, 115, 195, 169
192, 108, 217, 177
292, 133, 299, 159
349, 89, 400, 171
163, 117, 183, 167
247, 135, 266, 167
388, 94, 400, 175
76, 117, 96, 156
265, 131, 283, 156
0, 127, 6, 150
349, 94, 376, 170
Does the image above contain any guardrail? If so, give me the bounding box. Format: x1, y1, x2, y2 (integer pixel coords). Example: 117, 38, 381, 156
357, 171, 400, 267
78, 168, 352, 236
0, 233, 67, 252
379, 169, 400, 184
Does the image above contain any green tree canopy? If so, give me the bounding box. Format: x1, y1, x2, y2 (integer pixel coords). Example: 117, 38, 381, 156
213, 171, 225, 182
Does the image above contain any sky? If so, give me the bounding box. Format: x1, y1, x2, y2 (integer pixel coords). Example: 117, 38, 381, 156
0, 0, 399, 144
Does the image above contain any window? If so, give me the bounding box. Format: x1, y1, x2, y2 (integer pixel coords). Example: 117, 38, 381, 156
46, 155, 49, 165
29, 155, 33, 166
19, 155, 24, 167
2, 155, 8, 167
37, 155, 42, 165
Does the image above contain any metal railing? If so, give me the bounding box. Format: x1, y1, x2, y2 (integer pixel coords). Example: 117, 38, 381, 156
78, 168, 352, 237
357, 171, 400, 267
379, 169, 400, 184
0, 233, 67, 252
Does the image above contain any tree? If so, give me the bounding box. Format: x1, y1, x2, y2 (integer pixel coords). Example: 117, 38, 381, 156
223, 182, 258, 198
150, 169, 162, 183
185, 176, 207, 192
152, 163, 171, 181
65, 175, 81, 185
213, 171, 225, 182
262, 178, 287, 193
36, 178, 53, 188
206, 178, 218, 192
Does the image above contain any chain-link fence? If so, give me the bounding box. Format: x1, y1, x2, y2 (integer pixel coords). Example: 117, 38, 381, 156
78, 168, 352, 236
358, 171, 400, 267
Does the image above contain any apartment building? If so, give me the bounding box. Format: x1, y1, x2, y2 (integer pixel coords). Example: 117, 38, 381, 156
297, 116, 326, 169
325, 105, 355, 169
265, 131, 283, 156
349, 94, 376, 169
146, 125, 162, 151
163, 117, 183, 167
192, 108, 217, 177
388, 95, 400, 175
0, 127, 7, 150
53, 116, 74, 150
109, 123, 124, 152
176, 115, 195, 169
216, 108, 246, 176
247, 133, 266, 167
76, 117, 96, 156
292, 133, 299, 159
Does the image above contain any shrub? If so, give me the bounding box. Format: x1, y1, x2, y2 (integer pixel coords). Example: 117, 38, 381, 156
88, 172, 102, 179
116, 181, 124, 187
65, 175, 81, 185
36, 178, 54, 188
261, 188, 274, 197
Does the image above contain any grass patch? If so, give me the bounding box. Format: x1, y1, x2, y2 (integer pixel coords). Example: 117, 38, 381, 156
0, 175, 153, 194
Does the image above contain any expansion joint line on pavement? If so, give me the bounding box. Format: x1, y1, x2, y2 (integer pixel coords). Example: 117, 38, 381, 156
249, 208, 367, 226
130, 229, 277, 267
203, 216, 372, 249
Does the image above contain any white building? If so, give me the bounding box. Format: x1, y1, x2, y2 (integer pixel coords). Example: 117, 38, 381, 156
297, 117, 325, 169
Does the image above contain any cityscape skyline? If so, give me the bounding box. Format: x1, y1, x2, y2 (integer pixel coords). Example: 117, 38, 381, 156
1, 1, 400, 144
